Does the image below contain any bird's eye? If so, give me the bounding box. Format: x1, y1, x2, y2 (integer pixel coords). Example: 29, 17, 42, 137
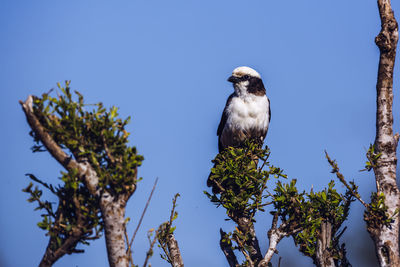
243, 75, 249, 80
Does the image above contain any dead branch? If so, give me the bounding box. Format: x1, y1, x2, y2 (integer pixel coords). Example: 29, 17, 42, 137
128, 178, 159, 257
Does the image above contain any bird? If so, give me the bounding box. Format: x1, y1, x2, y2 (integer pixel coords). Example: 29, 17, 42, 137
217, 66, 270, 152
207, 66, 271, 190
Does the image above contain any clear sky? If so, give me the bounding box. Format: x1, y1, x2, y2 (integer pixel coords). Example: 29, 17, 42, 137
1, 1, 400, 266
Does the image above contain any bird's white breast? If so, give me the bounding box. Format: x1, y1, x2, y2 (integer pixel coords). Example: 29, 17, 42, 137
226, 94, 270, 132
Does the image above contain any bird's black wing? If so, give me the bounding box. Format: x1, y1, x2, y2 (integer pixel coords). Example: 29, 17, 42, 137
217, 93, 234, 137
217, 93, 234, 152
268, 97, 271, 124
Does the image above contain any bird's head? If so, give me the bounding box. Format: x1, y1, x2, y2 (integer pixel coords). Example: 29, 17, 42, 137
228, 66, 265, 97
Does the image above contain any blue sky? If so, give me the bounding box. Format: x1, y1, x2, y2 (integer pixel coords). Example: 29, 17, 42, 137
1, 1, 400, 266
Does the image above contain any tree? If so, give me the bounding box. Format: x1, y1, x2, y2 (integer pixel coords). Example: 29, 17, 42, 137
20, 83, 144, 267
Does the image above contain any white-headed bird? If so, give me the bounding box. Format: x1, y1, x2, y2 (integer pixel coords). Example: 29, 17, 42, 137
217, 66, 270, 152
208, 66, 271, 190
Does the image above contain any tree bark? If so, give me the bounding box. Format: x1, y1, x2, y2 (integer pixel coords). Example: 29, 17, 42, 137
259, 214, 301, 267
166, 233, 184, 267
101, 193, 130, 267
259, 214, 285, 267
38, 229, 82, 267
315, 222, 335, 267
371, 1, 400, 266
236, 216, 263, 265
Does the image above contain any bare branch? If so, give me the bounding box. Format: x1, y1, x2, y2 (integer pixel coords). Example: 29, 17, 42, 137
169, 194, 179, 225
128, 178, 159, 251
325, 152, 368, 208
259, 214, 301, 267
39, 231, 83, 267
19, 96, 80, 172
143, 230, 157, 267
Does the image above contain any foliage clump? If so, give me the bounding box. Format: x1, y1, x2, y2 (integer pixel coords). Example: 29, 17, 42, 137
206, 141, 355, 266
23, 171, 102, 254
273, 180, 354, 266
206, 140, 286, 221
31, 81, 143, 195
364, 192, 397, 232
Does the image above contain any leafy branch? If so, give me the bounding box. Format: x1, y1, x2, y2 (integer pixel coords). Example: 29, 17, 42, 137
206, 141, 286, 266
272, 179, 354, 266
23, 171, 102, 267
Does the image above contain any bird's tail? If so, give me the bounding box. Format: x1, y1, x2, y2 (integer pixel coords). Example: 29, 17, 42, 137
207, 163, 222, 194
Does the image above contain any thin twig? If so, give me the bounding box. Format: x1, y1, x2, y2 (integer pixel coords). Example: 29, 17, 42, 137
255, 176, 269, 211
124, 226, 133, 266
156, 194, 182, 266
212, 179, 226, 193
169, 193, 180, 225
258, 157, 268, 174
158, 230, 174, 264
325, 151, 368, 208
128, 178, 159, 252
143, 230, 157, 267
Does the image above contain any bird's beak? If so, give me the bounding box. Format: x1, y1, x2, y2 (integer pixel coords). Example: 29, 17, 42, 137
227, 75, 239, 83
